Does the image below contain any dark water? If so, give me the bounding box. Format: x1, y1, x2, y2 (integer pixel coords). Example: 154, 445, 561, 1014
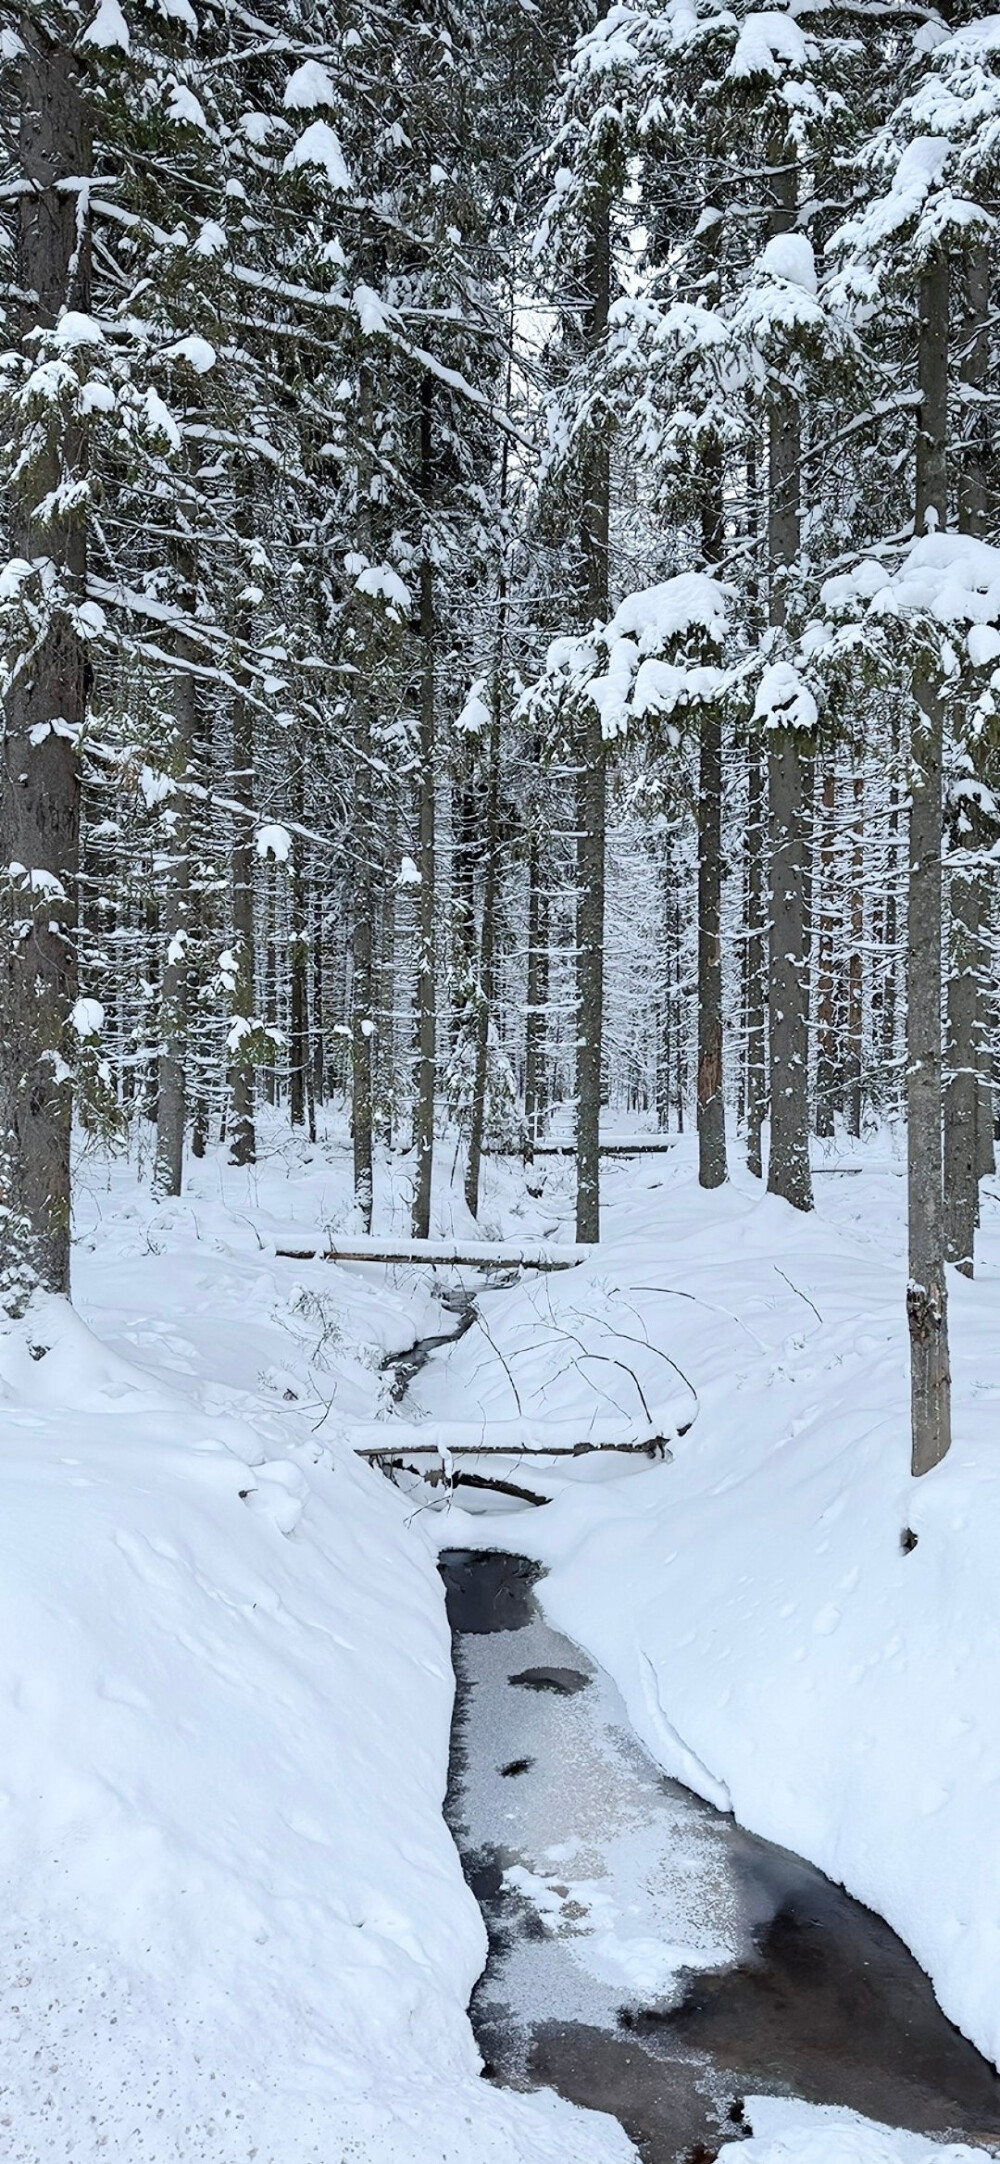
440, 1549, 1000, 2164
384, 1287, 476, 1401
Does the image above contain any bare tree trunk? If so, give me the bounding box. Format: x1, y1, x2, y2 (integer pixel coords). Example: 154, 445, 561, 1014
945, 843, 979, 1277
411, 379, 437, 1241
378, 812, 398, 1148
227, 675, 256, 1165
765, 142, 813, 1213
882, 711, 901, 1103
908, 247, 951, 1477
288, 755, 309, 1133
697, 448, 726, 1188
524, 826, 548, 1155
745, 739, 766, 1177
262, 867, 278, 1106
350, 364, 376, 1222
844, 765, 864, 1137
351, 709, 375, 1223
815, 768, 837, 1138
977, 860, 995, 1179
0, 21, 89, 1309
946, 239, 995, 1235
466, 416, 510, 1218
153, 643, 195, 1200
464, 682, 501, 1217
575, 188, 610, 1244
674, 883, 686, 1134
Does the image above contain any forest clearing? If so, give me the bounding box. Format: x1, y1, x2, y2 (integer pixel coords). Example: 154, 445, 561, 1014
3, 1, 1000, 2160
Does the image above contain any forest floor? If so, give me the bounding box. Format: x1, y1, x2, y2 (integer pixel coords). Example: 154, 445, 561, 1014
0, 1116, 998, 2163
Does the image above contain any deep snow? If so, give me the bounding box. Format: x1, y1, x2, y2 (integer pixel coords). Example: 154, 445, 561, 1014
0, 1128, 634, 2163
414, 1136, 1000, 2082
1, 1116, 999, 2161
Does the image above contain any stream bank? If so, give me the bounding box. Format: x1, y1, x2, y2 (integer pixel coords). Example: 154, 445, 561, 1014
439, 1548, 1000, 2164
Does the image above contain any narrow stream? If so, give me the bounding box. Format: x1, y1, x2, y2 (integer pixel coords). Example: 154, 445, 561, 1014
383, 1293, 1000, 2163
439, 1547, 1000, 2164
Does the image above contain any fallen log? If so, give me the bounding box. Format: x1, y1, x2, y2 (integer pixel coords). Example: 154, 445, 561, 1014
530, 1140, 678, 1157
274, 1234, 590, 1270
356, 1434, 678, 1461
389, 1463, 550, 1507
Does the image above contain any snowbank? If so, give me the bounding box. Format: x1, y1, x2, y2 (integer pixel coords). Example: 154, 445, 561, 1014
727, 2098, 994, 2164
0, 1134, 636, 2163
420, 1141, 1000, 2073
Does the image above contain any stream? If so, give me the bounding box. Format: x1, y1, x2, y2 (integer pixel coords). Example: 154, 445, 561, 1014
390, 1294, 1000, 2164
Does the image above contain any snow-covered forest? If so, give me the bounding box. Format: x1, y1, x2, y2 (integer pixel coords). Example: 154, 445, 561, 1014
4, 4, 1000, 2163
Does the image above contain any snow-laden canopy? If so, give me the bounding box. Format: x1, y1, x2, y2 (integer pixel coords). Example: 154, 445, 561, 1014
527, 574, 731, 742
820, 534, 1000, 670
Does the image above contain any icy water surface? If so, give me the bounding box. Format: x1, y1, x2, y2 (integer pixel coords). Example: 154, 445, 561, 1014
440, 1549, 1000, 2164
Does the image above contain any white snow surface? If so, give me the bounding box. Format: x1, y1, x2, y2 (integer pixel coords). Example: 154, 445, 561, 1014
5, 1122, 1000, 2159
0, 1130, 636, 2163
81, 0, 130, 52
727, 2097, 993, 2164
413, 1134, 1000, 2078
283, 119, 352, 193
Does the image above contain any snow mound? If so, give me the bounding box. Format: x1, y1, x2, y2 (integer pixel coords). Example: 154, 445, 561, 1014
0, 1165, 637, 2163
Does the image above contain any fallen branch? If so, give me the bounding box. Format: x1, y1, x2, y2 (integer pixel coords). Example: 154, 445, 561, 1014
357, 1433, 680, 1461
390, 1463, 550, 1506
274, 1235, 590, 1270
529, 1141, 678, 1157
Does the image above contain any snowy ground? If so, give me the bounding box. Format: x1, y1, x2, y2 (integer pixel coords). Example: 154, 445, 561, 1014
416, 1132, 1000, 2082
1, 1114, 998, 2160
0, 1122, 634, 2163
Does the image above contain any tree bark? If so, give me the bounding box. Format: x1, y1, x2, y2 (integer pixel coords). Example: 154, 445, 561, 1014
0, 20, 90, 1308
814, 767, 837, 1138
575, 187, 610, 1245
844, 765, 864, 1136
945, 840, 979, 1277
908, 247, 951, 1477
411, 378, 437, 1240
464, 681, 501, 1218
765, 140, 813, 1213
288, 759, 310, 1134
351, 368, 376, 1227
882, 711, 901, 1104
466, 421, 510, 1219
153, 629, 196, 1201
524, 826, 549, 1155
745, 741, 767, 1180
697, 448, 726, 1188
227, 675, 257, 1165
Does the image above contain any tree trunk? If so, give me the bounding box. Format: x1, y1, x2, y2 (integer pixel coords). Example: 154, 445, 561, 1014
882, 711, 901, 1104
464, 684, 501, 1217
466, 422, 510, 1219
945, 843, 979, 1277
524, 826, 549, 1155
378, 812, 398, 1148
575, 187, 610, 1245
349, 364, 376, 1221
351, 713, 375, 1223
263, 867, 278, 1106
289, 760, 309, 1132
411, 378, 437, 1241
745, 739, 766, 1177
0, 21, 90, 1309
908, 247, 951, 1478
814, 767, 837, 1138
765, 140, 813, 1212
227, 676, 257, 1165
697, 451, 727, 1188
153, 636, 196, 1201
844, 765, 864, 1136
977, 875, 996, 1179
